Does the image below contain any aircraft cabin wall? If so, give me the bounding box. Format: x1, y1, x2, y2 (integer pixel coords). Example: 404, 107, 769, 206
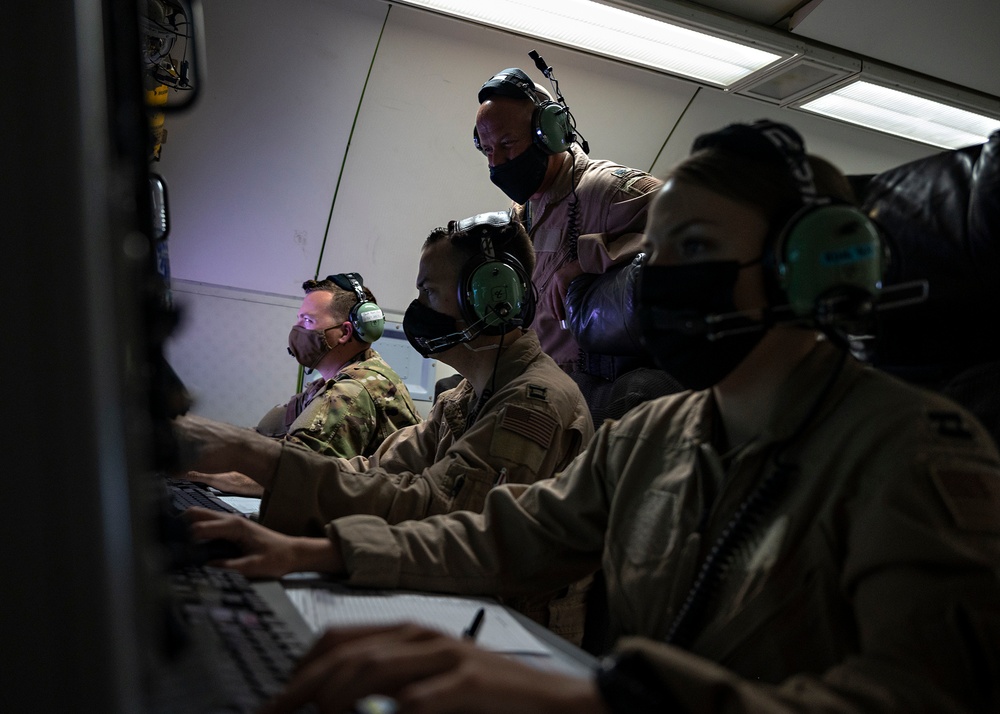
157, 0, 941, 426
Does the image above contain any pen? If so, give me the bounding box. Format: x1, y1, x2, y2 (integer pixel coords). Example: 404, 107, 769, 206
463, 607, 486, 640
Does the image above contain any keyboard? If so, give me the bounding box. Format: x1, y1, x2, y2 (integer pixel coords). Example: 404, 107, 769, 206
170, 478, 243, 514
169, 565, 315, 712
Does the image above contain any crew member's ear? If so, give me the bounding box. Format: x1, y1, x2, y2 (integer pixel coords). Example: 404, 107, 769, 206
337, 320, 354, 344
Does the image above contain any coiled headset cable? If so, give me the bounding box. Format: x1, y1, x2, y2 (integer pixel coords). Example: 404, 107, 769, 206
664, 347, 848, 648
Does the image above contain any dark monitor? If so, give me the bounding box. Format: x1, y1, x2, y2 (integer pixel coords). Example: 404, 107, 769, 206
1, 1, 207, 710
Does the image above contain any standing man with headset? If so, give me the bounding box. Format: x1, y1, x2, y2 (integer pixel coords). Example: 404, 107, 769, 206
473, 56, 662, 374
175, 211, 595, 642
185, 274, 422, 495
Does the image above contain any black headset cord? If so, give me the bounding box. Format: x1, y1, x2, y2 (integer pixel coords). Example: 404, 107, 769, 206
664, 347, 849, 648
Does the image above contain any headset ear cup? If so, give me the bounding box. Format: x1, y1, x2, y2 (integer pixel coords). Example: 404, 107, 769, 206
777, 203, 886, 318
532, 101, 574, 154
460, 255, 532, 334
351, 301, 385, 343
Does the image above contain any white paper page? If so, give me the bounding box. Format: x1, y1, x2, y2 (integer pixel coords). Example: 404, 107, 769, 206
284, 588, 551, 656
217, 495, 261, 516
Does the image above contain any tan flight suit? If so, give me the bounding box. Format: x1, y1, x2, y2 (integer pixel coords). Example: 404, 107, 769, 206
256, 348, 421, 459
260, 330, 596, 642
515, 145, 662, 372
328, 341, 1000, 712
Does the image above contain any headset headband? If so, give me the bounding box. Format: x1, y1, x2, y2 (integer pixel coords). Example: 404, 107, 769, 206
328, 272, 368, 305
692, 119, 817, 203
477, 68, 543, 105
454, 211, 513, 238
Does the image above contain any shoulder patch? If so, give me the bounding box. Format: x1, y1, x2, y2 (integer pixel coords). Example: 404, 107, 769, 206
501, 405, 557, 449
609, 167, 657, 196
931, 465, 1000, 533
927, 410, 975, 440
526, 384, 548, 401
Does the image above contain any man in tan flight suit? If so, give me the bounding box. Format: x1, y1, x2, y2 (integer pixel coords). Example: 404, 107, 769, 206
474, 66, 662, 373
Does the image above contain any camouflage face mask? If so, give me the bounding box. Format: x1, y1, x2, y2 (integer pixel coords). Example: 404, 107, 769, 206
287, 324, 336, 372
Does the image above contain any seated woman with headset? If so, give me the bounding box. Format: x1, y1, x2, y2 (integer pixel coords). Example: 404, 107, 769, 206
191, 121, 1000, 714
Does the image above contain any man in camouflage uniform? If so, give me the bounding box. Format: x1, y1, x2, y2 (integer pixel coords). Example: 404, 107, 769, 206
186, 276, 421, 495
256, 276, 421, 458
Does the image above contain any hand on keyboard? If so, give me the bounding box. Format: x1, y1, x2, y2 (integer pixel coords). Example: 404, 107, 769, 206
184, 507, 340, 578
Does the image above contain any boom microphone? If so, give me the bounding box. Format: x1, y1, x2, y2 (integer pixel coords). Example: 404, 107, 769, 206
529, 49, 551, 78
527, 49, 590, 154
645, 279, 929, 340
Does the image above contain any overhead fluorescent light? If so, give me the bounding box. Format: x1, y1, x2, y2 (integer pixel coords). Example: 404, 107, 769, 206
390, 0, 785, 87
389, 0, 1000, 150
797, 79, 1000, 149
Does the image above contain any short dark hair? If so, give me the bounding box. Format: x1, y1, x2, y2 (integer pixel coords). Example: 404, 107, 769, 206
423, 214, 536, 276
301, 277, 376, 325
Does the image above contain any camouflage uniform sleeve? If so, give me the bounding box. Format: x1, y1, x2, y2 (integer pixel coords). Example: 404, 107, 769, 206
283, 379, 377, 459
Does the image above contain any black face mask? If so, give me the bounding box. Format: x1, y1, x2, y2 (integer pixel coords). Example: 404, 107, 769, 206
636, 261, 769, 390
402, 299, 468, 357
489, 143, 550, 204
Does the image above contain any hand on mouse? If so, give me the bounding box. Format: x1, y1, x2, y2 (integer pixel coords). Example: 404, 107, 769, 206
184, 507, 341, 578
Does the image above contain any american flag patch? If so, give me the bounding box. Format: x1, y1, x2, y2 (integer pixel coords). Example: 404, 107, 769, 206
500, 405, 557, 448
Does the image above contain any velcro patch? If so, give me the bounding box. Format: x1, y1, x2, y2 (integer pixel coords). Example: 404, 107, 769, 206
527, 384, 548, 401
500, 405, 557, 449
931, 465, 1000, 533
927, 410, 974, 440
